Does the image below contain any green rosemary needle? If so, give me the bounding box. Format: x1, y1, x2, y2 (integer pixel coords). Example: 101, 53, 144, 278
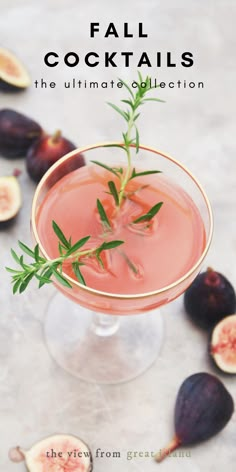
133, 202, 164, 224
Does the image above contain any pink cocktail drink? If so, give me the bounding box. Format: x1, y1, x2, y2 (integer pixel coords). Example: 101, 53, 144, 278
36, 160, 206, 312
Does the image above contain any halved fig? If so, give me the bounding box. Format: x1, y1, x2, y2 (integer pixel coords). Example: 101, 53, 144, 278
0, 176, 21, 226
9, 434, 93, 471
0, 109, 43, 158
0, 47, 30, 91
210, 314, 236, 374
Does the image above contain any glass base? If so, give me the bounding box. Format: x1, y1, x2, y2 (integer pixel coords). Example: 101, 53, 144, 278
44, 292, 165, 384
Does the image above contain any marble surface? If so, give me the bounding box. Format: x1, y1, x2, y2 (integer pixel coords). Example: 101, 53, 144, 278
0, 1, 236, 471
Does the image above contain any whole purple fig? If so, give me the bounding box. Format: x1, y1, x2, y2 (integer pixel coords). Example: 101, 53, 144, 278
155, 372, 234, 462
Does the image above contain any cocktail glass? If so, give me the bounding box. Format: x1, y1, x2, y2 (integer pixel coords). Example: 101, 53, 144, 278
31, 143, 213, 384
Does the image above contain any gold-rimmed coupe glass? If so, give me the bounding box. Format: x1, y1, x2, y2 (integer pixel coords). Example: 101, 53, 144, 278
31, 143, 213, 384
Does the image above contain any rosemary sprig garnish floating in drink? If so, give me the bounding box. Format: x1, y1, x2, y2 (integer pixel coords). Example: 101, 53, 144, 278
6, 222, 123, 293
92, 73, 164, 210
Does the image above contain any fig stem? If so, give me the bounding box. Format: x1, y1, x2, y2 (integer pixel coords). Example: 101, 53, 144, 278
8, 446, 25, 463
13, 168, 22, 178
206, 267, 220, 285
154, 435, 181, 463
51, 129, 62, 144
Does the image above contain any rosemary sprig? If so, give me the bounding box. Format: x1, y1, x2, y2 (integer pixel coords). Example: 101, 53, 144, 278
107, 73, 164, 206
92, 73, 164, 217
6, 221, 124, 293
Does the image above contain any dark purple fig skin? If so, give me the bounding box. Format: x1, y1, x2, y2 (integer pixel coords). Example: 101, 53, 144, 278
0, 80, 25, 92
0, 109, 42, 158
184, 269, 236, 329
175, 373, 234, 445
0, 217, 19, 229
26, 131, 82, 183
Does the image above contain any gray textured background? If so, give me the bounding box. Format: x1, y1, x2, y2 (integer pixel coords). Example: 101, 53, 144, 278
1, 1, 236, 471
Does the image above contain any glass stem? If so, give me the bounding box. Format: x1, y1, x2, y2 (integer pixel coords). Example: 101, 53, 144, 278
91, 313, 120, 337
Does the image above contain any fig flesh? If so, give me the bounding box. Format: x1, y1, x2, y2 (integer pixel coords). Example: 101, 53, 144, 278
9, 434, 93, 471
155, 372, 234, 462
0, 109, 43, 158
0, 176, 21, 226
0, 47, 30, 91
184, 268, 236, 329
210, 314, 236, 374
26, 130, 82, 182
